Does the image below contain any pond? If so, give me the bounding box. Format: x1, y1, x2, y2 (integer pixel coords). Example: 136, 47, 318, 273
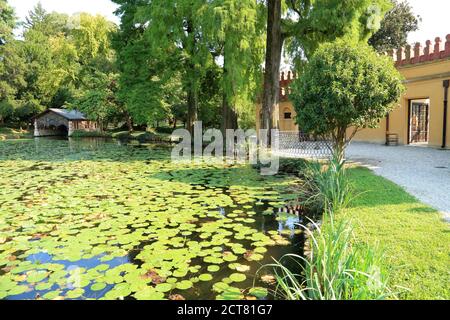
0, 137, 308, 300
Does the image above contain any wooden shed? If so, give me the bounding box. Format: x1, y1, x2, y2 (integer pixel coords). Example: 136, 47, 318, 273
33, 108, 99, 137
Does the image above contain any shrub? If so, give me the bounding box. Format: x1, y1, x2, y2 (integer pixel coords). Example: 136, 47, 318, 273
300, 156, 354, 214
291, 40, 405, 162
264, 215, 391, 300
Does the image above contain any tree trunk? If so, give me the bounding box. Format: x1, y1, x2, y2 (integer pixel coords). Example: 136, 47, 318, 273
221, 54, 238, 133
261, 0, 283, 146
221, 95, 238, 134
333, 127, 347, 164
126, 113, 133, 133
187, 81, 198, 136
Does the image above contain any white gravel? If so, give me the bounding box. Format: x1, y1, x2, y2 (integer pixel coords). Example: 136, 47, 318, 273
346, 142, 450, 222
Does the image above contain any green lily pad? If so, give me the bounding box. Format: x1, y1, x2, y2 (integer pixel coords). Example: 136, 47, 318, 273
155, 283, 173, 293
198, 274, 213, 282
229, 273, 246, 283
176, 280, 193, 290
207, 265, 220, 273
91, 282, 107, 291
249, 287, 268, 299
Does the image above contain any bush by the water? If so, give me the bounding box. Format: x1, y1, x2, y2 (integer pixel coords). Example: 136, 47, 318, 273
266, 215, 391, 300
301, 156, 354, 214
263, 156, 390, 300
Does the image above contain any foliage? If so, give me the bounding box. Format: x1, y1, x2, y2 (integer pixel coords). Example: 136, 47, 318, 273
300, 156, 354, 214
260, 0, 392, 136
0, 0, 15, 44
112, 0, 182, 126
266, 215, 391, 300
291, 41, 405, 160
0, 4, 121, 126
210, 0, 265, 130
369, 0, 420, 52
285, 0, 393, 62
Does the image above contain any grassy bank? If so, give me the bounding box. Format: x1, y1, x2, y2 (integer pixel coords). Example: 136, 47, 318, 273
0, 127, 32, 140
345, 167, 450, 300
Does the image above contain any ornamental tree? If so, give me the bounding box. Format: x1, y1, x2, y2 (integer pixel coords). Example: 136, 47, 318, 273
290, 41, 405, 162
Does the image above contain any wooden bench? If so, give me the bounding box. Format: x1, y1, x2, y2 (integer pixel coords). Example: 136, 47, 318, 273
386, 133, 399, 146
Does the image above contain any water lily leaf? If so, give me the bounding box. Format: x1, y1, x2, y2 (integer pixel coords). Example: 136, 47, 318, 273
26, 270, 49, 283
66, 288, 84, 299
249, 287, 268, 299
43, 290, 62, 300
198, 274, 213, 282
207, 265, 220, 273
155, 283, 173, 293
229, 273, 246, 283
35, 282, 53, 291
134, 287, 165, 300
91, 282, 107, 291
176, 280, 193, 290
8, 285, 29, 296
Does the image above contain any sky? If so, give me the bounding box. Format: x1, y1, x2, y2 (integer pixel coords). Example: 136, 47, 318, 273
407, 0, 450, 44
10, 0, 120, 25
9, 0, 450, 44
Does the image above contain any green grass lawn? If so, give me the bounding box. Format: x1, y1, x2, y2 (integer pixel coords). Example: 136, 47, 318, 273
345, 167, 450, 300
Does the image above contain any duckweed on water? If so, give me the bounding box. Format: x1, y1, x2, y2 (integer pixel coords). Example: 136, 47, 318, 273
0, 138, 304, 300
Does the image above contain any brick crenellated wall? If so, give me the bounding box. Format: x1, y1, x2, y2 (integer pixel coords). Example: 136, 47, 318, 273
388, 34, 450, 67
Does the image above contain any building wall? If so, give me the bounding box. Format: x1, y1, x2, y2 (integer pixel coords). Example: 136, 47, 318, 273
34, 113, 69, 137
351, 58, 450, 148
70, 121, 99, 136
256, 101, 298, 132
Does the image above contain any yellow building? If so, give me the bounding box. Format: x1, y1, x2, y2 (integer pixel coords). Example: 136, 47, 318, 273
257, 35, 450, 149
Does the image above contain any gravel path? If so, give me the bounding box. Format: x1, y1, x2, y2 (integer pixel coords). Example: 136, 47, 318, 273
346, 143, 450, 222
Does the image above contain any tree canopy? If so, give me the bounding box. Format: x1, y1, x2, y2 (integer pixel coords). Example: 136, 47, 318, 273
369, 0, 420, 52
0, 3, 120, 126
0, 0, 419, 133
0, 0, 15, 44
290, 41, 405, 161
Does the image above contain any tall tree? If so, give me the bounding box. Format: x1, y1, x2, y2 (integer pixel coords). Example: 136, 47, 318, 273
69, 14, 122, 130
369, 0, 420, 52
112, 0, 175, 128
211, 0, 265, 131
138, 0, 214, 134
0, 0, 20, 124
261, 0, 282, 139
260, 0, 392, 141
0, 0, 15, 45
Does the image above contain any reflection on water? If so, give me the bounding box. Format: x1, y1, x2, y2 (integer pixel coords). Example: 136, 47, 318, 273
0, 137, 309, 300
